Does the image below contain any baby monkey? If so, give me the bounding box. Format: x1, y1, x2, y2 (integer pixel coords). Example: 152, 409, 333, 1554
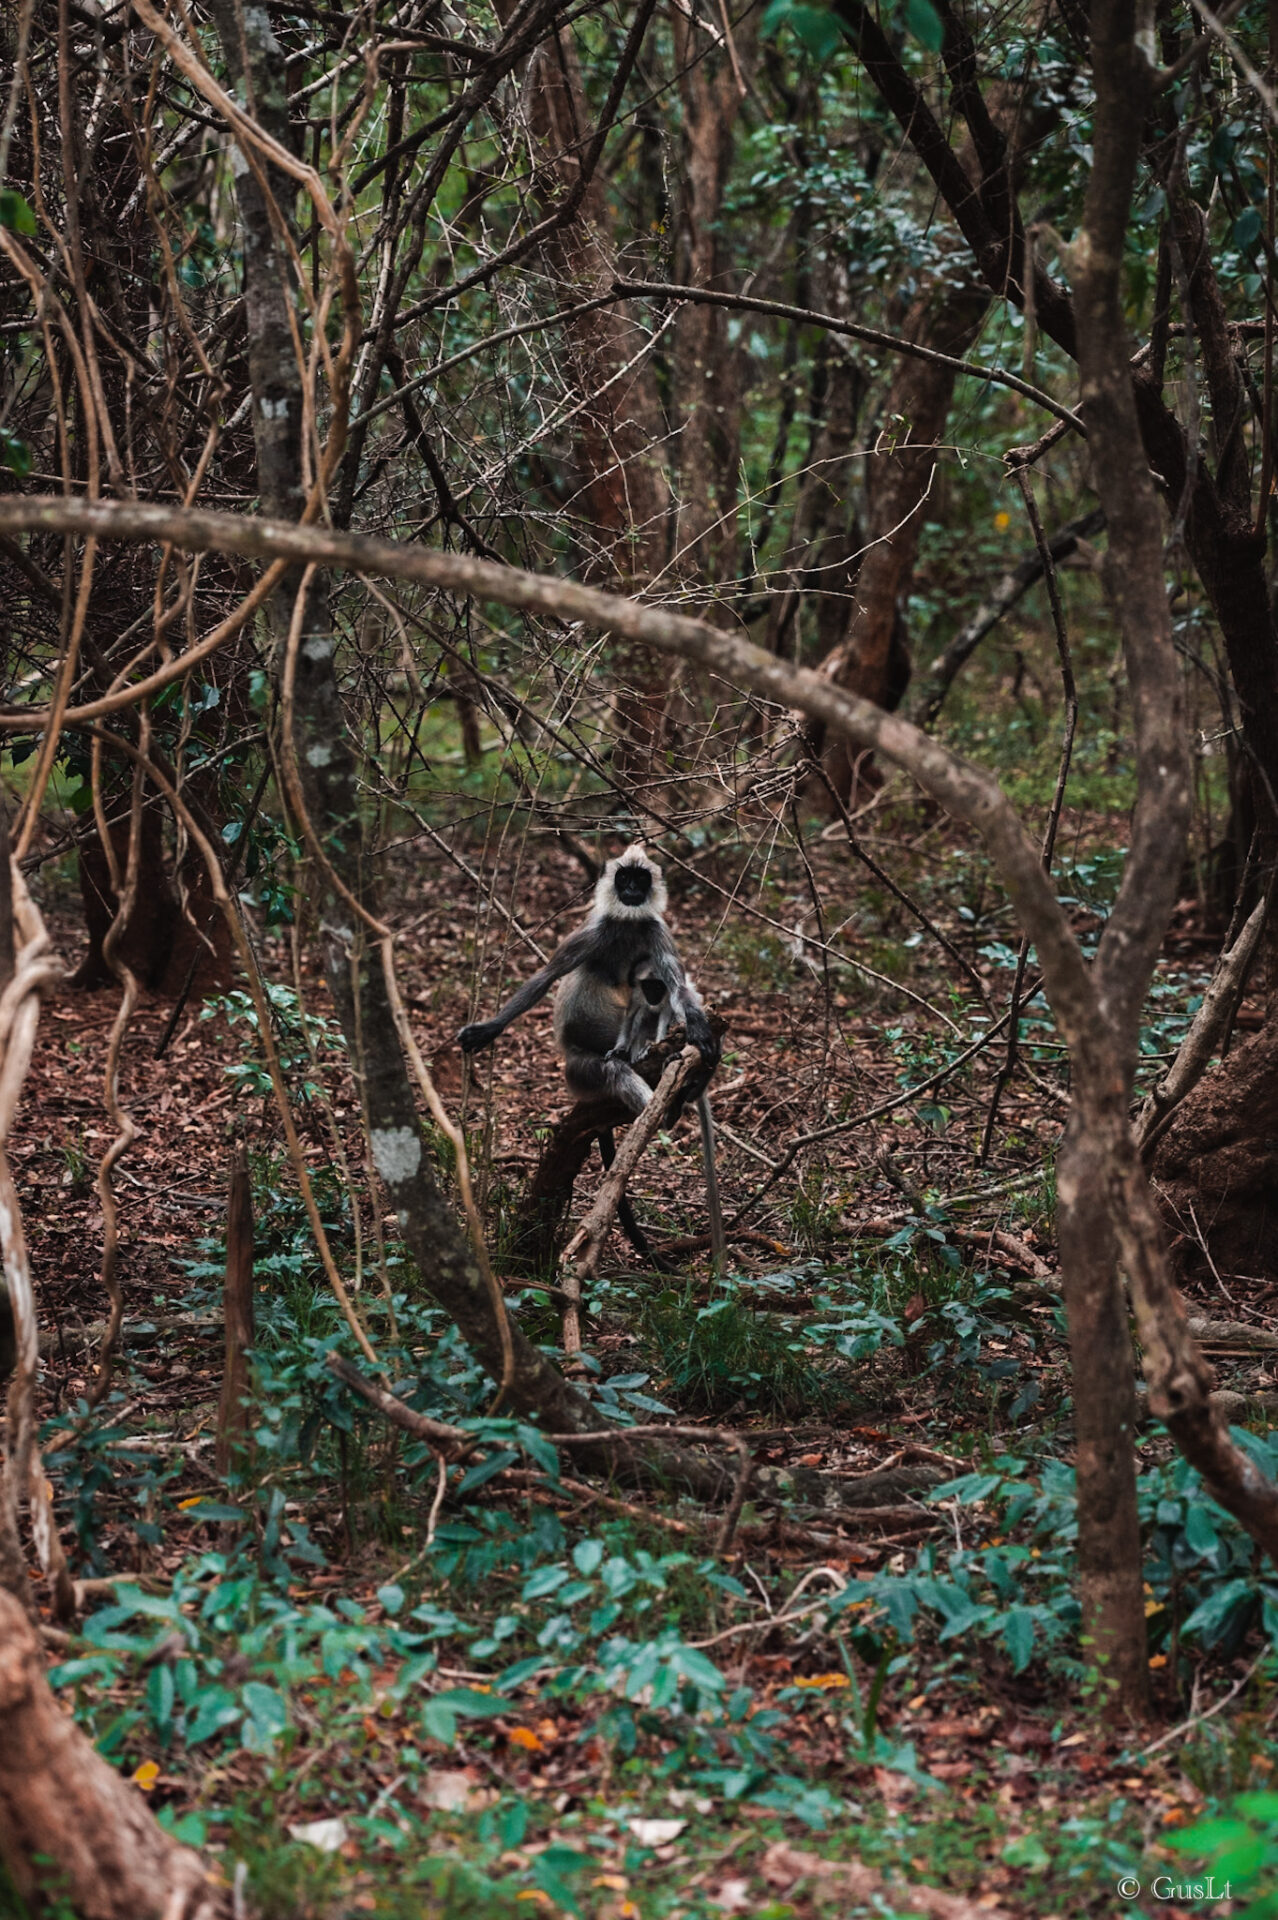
458, 846, 725, 1265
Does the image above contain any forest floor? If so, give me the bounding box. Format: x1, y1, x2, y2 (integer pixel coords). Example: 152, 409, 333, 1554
10, 790, 1277, 1920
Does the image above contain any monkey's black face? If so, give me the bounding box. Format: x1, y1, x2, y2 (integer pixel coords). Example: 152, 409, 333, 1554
614, 865, 652, 907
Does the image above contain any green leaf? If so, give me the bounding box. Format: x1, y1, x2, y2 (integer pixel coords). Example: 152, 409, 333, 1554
113, 1587, 182, 1622
48, 1654, 120, 1688
176, 1501, 244, 1523
422, 1698, 457, 1745
1002, 1833, 1050, 1871
159, 1809, 208, 1847
456, 1449, 518, 1494
905, 0, 945, 49
147, 1661, 175, 1735
1184, 1504, 1221, 1559
673, 1645, 728, 1692
762, 0, 844, 57
0, 430, 31, 477
240, 1681, 288, 1745
1235, 206, 1263, 251
1182, 1577, 1254, 1646
377, 1583, 405, 1617
0, 189, 35, 236
186, 1688, 241, 1745
1001, 1606, 1036, 1674
1236, 1793, 1278, 1822
498, 1655, 548, 1691
428, 1688, 507, 1718
522, 1564, 570, 1601
572, 1538, 604, 1577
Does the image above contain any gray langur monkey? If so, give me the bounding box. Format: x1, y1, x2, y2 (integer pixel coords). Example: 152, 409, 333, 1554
458, 845, 726, 1268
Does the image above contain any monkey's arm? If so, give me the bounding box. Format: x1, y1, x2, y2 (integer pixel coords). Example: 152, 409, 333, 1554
646, 932, 721, 1082
457, 927, 592, 1054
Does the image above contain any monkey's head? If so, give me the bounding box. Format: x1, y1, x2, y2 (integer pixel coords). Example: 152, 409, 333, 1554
597, 844, 667, 920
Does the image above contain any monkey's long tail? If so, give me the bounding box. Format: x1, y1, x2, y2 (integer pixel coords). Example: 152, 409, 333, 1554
697, 1095, 728, 1276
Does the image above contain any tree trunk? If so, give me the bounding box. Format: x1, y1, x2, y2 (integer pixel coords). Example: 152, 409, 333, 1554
69, 796, 179, 992
0, 1590, 228, 1920
508, 1097, 631, 1276
1056, 1114, 1147, 1709
494, 0, 672, 772
763, 321, 868, 662
817, 273, 989, 766
668, 13, 756, 593
1150, 1023, 1278, 1287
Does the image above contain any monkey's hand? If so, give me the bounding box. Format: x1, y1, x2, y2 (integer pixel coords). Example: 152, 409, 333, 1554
677, 1012, 721, 1110
458, 1020, 501, 1055
686, 1012, 721, 1073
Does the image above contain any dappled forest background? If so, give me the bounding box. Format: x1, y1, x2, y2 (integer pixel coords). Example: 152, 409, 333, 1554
3, 0, 1278, 1914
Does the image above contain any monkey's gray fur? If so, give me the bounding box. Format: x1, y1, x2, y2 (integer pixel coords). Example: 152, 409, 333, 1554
459, 845, 725, 1266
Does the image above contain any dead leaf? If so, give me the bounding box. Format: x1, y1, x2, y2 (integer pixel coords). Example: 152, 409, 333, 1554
709, 1879, 752, 1911
421, 1770, 480, 1812
628, 1818, 687, 1847
287, 1818, 347, 1853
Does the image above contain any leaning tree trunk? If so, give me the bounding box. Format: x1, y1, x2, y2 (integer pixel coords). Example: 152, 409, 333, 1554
815, 270, 990, 802
1150, 1024, 1278, 1286
0, 1593, 227, 1920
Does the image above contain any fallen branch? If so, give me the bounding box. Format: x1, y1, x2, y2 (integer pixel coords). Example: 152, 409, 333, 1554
1137, 894, 1267, 1155
559, 1046, 700, 1347
847, 1215, 1054, 1279
325, 1349, 740, 1500
760, 1841, 1010, 1920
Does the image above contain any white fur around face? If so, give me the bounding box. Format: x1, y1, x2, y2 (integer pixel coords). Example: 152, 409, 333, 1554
593, 845, 668, 921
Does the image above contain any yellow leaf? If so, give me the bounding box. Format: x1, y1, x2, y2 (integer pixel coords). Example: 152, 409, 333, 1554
593, 1875, 629, 1891
1144, 1599, 1164, 1618
508, 1727, 544, 1753
516, 1894, 552, 1908
177, 1496, 205, 1511
1148, 1654, 1168, 1669
994, 510, 1011, 530
794, 1673, 850, 1690
131, 1761, 160, 1791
